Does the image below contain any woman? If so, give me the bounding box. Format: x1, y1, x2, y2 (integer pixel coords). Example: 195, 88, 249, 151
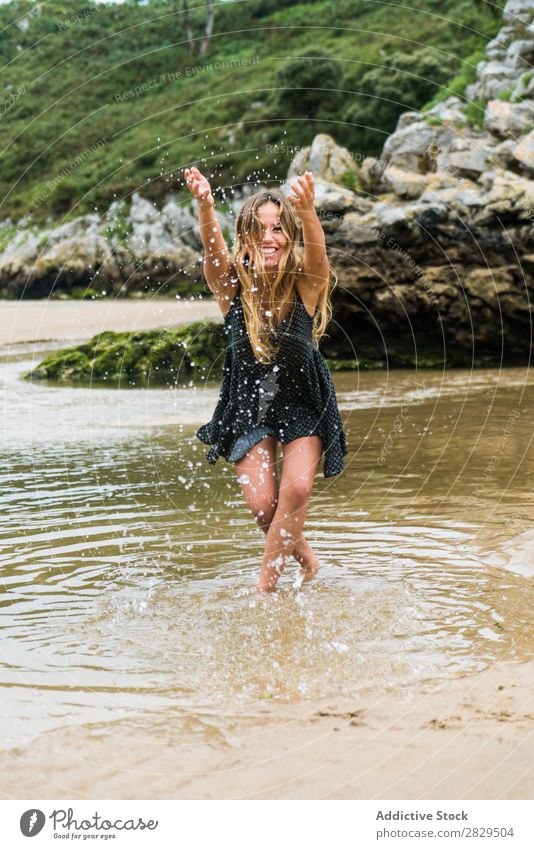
184, 165, 348, 592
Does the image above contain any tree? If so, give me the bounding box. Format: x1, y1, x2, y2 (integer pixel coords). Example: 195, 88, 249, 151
181, 0, 214, 58
342, 47, 458, 156
275, 48, 342, 119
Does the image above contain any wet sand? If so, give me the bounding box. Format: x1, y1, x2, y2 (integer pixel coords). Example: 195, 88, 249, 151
2, 661, 532, 799
0, 296, 221, 345
0, 300, 534, 799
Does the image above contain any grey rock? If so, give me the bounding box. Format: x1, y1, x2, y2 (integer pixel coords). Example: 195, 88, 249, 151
336, 212, 381, 245
492, 137, 521, 169
506, 37, 534, 68
503, 0, 534, 25
287, 133, 356, 182
381, 120, 456, 172
473, 59, 520, 100
484, 98, 534, 138
281, 176, 369, 214
395, 111, 423, 131
440, 136, 494, 178
514, 73, 534, 100
425, 96, 468, 125
2, 0, 534, 369
379, 165, 427, 199
485, 25, 516, 59
511, 129, 534, 174
130, 191, 158, 224
161, 198, 202, 250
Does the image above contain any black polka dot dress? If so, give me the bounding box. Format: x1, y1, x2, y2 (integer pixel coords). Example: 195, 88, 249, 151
196, 286, 348, 477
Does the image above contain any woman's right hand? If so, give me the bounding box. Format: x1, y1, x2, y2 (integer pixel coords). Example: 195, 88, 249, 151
184, 166, 215, 208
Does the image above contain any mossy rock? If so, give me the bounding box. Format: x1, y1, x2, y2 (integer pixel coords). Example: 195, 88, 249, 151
461, 97, 487, 129
339, 169, 360, 192
423, 115, 443, 126
67, 287, 105, 300
24, 320, 227, 387
325, 357, 384, 371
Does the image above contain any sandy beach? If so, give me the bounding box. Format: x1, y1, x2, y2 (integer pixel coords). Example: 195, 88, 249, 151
2, 661, 532, 800
0, 297, 221, 346
1, 296, 533, 801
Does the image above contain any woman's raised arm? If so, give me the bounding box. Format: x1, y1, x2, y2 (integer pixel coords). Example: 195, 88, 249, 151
184, 167, 236, 306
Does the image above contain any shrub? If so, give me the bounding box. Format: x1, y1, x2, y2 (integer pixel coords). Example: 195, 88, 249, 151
274, 47, 342, 119
342, 47, 458, 156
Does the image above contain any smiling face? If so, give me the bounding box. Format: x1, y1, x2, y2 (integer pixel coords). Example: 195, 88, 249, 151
256, 201, 288, 269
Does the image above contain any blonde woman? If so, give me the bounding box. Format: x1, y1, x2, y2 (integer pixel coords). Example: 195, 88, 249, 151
184, 165, 348, 592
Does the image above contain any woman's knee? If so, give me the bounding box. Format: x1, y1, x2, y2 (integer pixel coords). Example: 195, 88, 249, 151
278, 476, 313, 510
253, 495, 278, 531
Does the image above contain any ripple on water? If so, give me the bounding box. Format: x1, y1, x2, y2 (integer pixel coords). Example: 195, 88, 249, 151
1, 354, 534, 747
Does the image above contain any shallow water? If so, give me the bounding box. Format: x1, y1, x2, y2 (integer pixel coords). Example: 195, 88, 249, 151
1, 339, 533, 747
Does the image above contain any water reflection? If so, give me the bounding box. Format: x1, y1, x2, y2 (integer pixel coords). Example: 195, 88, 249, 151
1, 341, 533, 746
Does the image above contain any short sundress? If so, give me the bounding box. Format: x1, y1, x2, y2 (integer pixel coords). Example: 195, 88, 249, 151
195, 285, 348, 477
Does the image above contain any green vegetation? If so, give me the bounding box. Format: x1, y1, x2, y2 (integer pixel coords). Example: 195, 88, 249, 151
274, 47, 343, 120
0, 0, 506, 226
339, 169, 359, 191
0, 224, 19, 253
497, 87, 514, 102
325, 357, 384, 371
24, 320, 228, 387
342, 47, 458, 152
422, 46, 487, 111
462, 97, 488, 128
67, 287, 105, 300
102, 208, 134, 247
423, 115, 444, 126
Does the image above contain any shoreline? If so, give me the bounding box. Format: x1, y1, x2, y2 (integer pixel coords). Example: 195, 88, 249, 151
2, 660, 532, 800
1, 299, 524, 373
0, 297, 221, 346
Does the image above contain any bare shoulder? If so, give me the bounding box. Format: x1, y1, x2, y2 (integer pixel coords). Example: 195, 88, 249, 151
214, 262, 239, 318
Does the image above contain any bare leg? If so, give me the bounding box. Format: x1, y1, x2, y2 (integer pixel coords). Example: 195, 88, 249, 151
235, 435, 279, 532
256, 435, 322, 592
234, 436, 320, 573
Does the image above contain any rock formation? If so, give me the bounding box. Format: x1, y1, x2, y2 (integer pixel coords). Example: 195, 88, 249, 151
1, 0, 533, 367
285, 0, 534, 367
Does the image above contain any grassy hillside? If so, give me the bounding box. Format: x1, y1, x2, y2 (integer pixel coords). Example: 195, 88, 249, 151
0, 0, 506, 226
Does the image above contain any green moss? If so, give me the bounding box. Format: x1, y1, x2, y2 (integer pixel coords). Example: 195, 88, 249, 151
462, 97, 487, 129
325, 357, 384, 371
0, 224, 18, 253
23, 320, 227, 387
339, 169, 360, 191
422, 46, 487, 111
102, 211, 133, 247
497, 88, 514, 102
67, 287, 105, 300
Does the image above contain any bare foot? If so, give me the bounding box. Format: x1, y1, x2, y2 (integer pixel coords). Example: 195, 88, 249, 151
255, 582, 277, 594
298, 560, 320, 584
292, 538, 320, 577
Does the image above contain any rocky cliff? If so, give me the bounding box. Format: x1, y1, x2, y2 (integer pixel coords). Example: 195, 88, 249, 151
1, 0, 533, 368
310, 0, 534, 367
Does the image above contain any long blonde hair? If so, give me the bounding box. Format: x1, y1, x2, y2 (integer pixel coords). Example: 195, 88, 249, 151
232, 187, 337, 365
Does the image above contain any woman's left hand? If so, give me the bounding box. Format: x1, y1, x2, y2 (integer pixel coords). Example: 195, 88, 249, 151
287, 171, 316, 217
